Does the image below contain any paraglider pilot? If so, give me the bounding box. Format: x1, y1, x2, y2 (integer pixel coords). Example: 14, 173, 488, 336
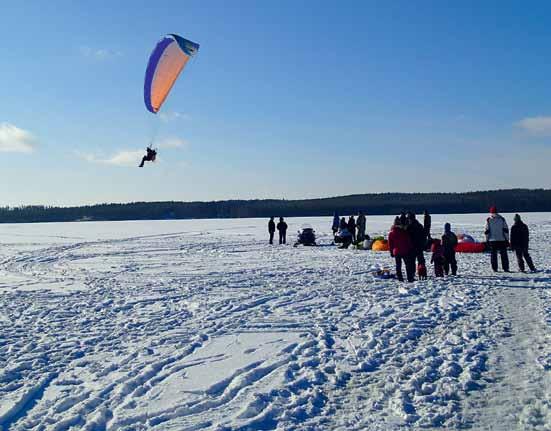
139, 147, 157, 167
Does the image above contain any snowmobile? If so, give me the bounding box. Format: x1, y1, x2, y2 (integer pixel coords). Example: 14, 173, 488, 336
294, 225, 317, 247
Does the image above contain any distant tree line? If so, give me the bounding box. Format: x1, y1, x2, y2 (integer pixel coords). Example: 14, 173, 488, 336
0, 189, 550, 224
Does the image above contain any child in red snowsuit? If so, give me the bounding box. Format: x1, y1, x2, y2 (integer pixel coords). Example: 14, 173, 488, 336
431, 239, 445, 277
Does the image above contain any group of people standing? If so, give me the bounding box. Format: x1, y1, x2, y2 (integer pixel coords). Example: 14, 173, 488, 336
387, 206, 537, 282
331, 212, 367, 247
485, 206, 536, 273
388, 211, 447, 282
268, 217, 288, 245
267, 206, 537, 282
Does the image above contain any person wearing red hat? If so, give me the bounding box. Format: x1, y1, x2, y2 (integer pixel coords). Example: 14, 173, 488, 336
484, 206, 510, 272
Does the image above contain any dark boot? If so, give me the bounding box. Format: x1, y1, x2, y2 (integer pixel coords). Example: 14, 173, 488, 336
500, 246, 510, 272
395, 256, 404, 282
524, 250, 536, 272
449, 252, 458, 275
515, 249, 525, 272
443, 260, 450, 275
490, 245, 498, 271
405, 255, 416, 282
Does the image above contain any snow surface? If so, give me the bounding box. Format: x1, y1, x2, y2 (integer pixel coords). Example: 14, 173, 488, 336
0, 213, 550, 430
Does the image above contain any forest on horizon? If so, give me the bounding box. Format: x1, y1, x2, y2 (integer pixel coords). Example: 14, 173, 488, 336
0, 188, 549, 224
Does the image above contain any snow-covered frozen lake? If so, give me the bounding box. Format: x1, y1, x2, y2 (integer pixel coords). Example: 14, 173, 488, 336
0, 213, 550, 430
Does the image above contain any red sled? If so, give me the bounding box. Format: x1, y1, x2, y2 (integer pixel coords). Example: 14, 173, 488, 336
455, 242, 487, 253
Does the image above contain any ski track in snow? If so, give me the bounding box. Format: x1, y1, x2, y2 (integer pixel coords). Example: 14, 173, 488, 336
0, 215, 550, 430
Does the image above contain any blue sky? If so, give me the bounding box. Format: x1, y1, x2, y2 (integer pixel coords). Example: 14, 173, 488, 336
1, 0, 551, 206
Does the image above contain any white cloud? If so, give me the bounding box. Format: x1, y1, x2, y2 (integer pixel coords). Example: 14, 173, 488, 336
157, 137, 189, 149
0, 123, 37, 153
516, 116, 551, 136
159, 111, 191, 122
76, 152, 97, 163
104, 150, 144, 166
80, 46, 122, 60
78, 140, 187, 167
78, 150, 144, 167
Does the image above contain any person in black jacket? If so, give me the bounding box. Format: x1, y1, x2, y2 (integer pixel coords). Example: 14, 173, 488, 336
339, 217, 348, 230
357, 211, 367, 242
423, 210, 432, 241
406, 212, 426, 266
268, 217, 276, 244
510, 214, 536, 272
138, 147, 157, 167
348, 216, 356, 243
441, 223, 458, 275
277, 217, 288, 245
332, 212, 340, 236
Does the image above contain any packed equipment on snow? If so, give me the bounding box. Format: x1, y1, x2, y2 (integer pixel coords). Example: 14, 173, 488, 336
371, 239, 390, 252
369, 264, 395, 280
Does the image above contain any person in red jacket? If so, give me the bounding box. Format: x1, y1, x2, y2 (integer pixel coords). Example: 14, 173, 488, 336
388, 216, 415, 282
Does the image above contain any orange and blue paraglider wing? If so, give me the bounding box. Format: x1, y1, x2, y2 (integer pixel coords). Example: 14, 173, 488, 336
144, 34, 199, 114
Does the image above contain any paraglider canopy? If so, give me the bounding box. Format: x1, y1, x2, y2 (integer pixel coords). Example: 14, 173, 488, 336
144, 34, 199, 114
